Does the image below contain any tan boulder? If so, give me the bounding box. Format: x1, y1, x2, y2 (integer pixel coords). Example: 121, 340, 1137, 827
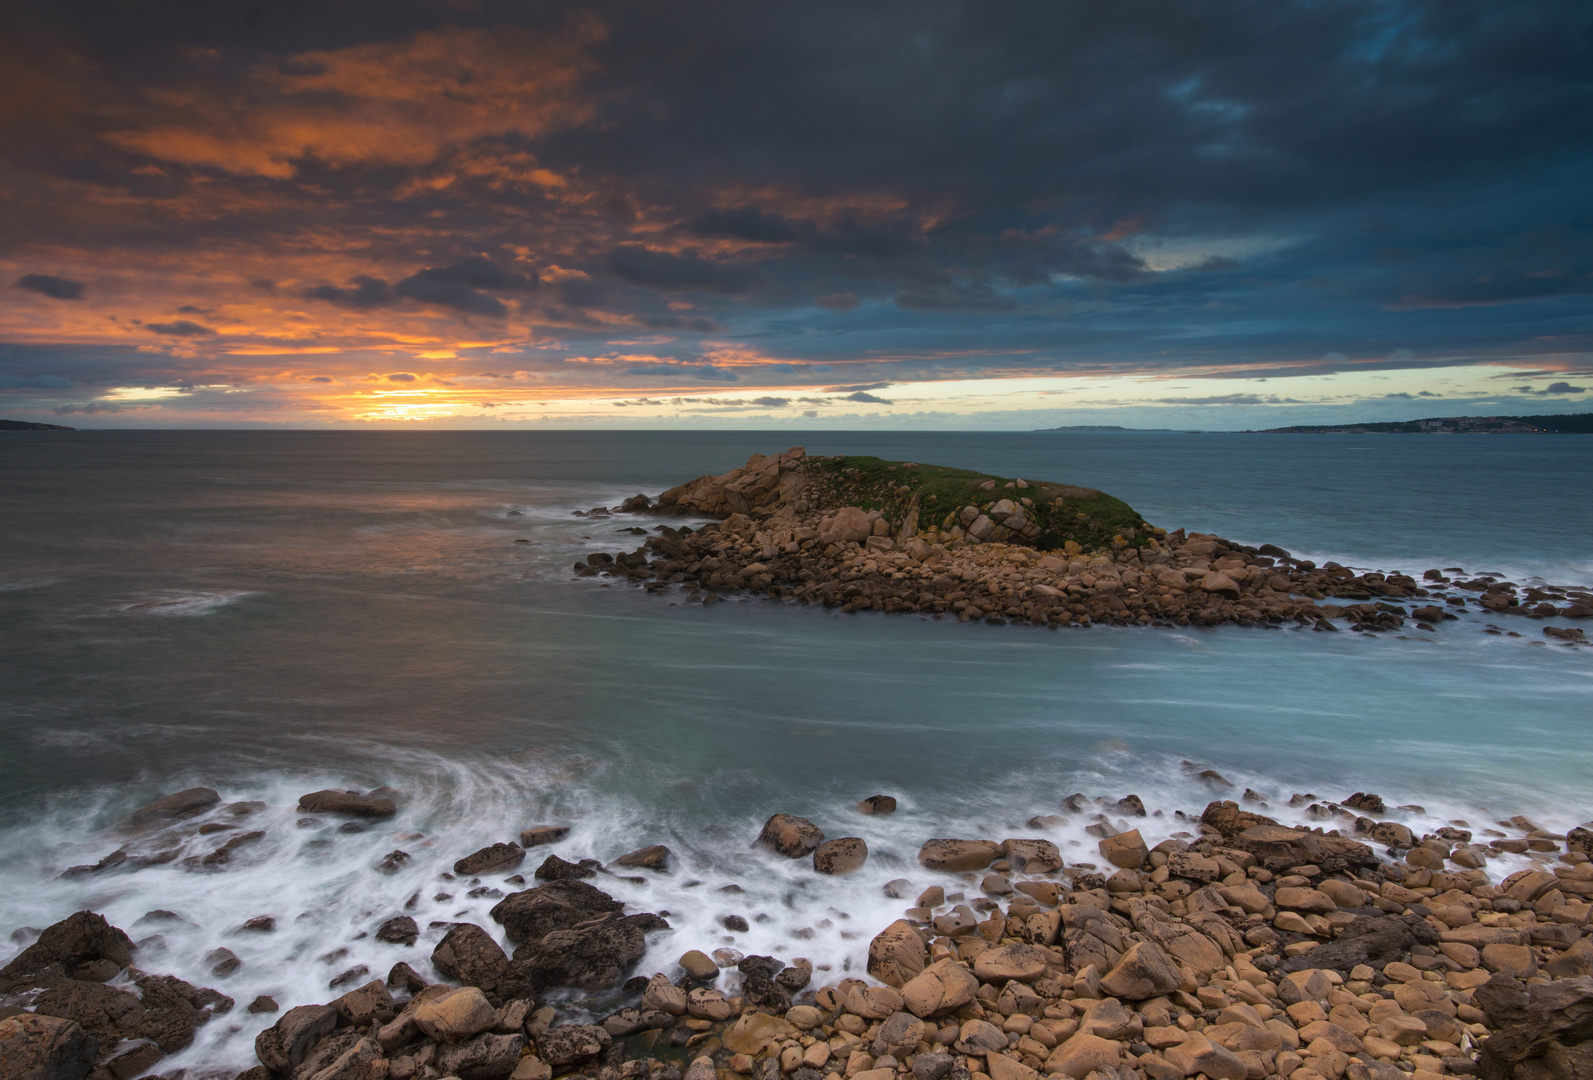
1165, 1034, 1247, 1080
819, 507, 876, 544
1097, 830, 1148, 869
987, 1053, 1040, 1080
813, 837, 868, 875
1481, 943, 1537, 979
918, 838, 1002, 872
679, 950, 719, 980
972, 944, 1049, 983
1098, 941, 1181, 1001
413, 987, 498, 1043
845, 983, 905, 1019
867, 920, 928, 987
1001, 839, 1063, 873
954, 1019, 1010, 1054
756, 813, 824, 857
1277, 969, 1333, 1005
722, 1011, 796, 1055
900, 958, 980, 1018
1044, 1032, 1122, 1078
643, 973, 686, 1015
1275, 887, 1338, 914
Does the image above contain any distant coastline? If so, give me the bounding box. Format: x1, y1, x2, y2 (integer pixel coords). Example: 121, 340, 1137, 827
0, 418, 75, 431
1248, 412, 1593, 435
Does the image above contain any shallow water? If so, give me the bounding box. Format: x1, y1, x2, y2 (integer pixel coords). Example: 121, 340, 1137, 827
1, 429, 1590, 1072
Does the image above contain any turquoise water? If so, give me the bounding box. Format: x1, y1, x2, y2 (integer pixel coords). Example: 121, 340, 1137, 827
1, 429, 1590, 1071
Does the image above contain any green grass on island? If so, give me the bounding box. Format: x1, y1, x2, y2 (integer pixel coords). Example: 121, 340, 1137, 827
810, 455, 1157, 553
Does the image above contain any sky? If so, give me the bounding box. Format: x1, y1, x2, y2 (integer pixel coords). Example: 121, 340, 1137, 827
1, 0, 1590, 429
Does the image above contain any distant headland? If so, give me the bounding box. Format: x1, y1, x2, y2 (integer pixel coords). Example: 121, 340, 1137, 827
1248, 413, 1593, 435
0, 418, 75, 431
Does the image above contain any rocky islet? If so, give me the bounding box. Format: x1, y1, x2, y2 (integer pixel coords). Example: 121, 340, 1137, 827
564, 449, 1590, 641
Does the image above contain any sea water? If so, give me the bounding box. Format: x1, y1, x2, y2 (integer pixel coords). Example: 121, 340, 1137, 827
1, 429, 1590, 1072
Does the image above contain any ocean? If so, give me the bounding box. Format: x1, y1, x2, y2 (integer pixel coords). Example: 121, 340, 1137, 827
1, 429, 1590, 1072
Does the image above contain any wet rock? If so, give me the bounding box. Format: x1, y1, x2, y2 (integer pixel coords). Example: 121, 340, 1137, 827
375, 850, 411, 874
1343, 792, 1387, 814
0, 1013, 97, 1080
387, 962, 427, 995
512, 910, 654, 992
536, 1024, 612, 1066
756, 814, 824, 858
455, 843, 526, 876
519, 826, 570, 848
490, 880, 625, 943
332, 980, 396, 1028
255, 1004, 338, 1074
614, 845, 671, 871
917, 839, 1001, 872
858, 796, 898, 814
1277, 913, 1439, 975
867, 920, 928, 988
0, 912, 134, 980
1001, 838, 1063, 873
813, 837, 868, 875
206, 947, 241, 978
1097, 829, 1148, 870
297, 790, 397, 818
432, 924, 523, 1000
972, 944, 1048, 983
376, 916, 419, 946
678, 950, 718, 981
644, 974, 687, 1014
247, 996, 278, 1014
533, 854, 595, 880
304, 1034, 385, 1080
437, 1031, 527, 1080
121, 787, 221, 827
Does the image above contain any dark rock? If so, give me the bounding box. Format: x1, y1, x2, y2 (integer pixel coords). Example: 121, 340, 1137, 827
491, 881, 624, 943
95, 1039, 164, 1079
1277, 913, 1440, 975
328, 965, 370, 990
614, 845, 671, 871
376, 850, 411, 874
436, 1031, 527, 1080
431, 924, 527, 1000
454, 843, 525, 876
755, 814, 824, 858
237, 915, 275, 933
206, 948, 241, 977
199, 830, 266, 867
0, 1013, 97, 1080
536, 1024, 612, 1066
914, 1052, 956, 1080
387, 962, 427, 995
255, 1004, 337, 1074
247, 996, 278, 1014
1343, 792, 1387, 814
718, 914, 749, 933
121, 788, 221, 827
533, 854, 595, 881
776, 965, 812, 991
330, 980, 396, 1028
1479, 975, 1593, 1080
857, 796, 897, 815
511, 911, 657, 992
1476, 975, 1535, 1028
520, 826, 570, 848
0, 912, 134, 981
1116, 795, 1147, 817
376, 916, 419, 946
58, 851, 129, 880
296, 790, 397, 818
287, 1028, 366, 1080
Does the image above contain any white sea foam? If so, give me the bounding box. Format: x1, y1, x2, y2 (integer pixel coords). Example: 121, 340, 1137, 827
103, 591, 260, 617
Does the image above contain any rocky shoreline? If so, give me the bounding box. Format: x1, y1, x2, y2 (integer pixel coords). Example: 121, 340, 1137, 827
565, 449, 1590, 641
4, 786, 1593, 1080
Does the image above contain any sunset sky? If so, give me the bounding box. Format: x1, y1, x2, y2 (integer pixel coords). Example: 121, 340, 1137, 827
2, 1, 1590, 428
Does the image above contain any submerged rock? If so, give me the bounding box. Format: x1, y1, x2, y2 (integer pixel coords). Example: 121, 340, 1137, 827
297, 790, 397, 818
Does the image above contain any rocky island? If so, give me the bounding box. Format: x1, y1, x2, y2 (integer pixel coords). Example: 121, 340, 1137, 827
569, 449, 1589, 639
5, 784, 1593, 1080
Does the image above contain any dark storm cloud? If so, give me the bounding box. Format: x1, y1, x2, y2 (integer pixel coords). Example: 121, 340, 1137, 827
394, 257, 535, 318
145, 320, 214, 336
15, 274, 85, 300
688, 208, 799, 244
604, 245, 757, 294
303, 276, 394, 310
844, 391, 892, 405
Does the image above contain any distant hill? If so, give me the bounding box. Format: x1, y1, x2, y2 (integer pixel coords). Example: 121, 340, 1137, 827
1251, 413, 1593, 434
0, 419, 75, 431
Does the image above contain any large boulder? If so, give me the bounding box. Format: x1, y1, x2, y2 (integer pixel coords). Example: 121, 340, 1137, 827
297, 790, 396, 818
454, 843, 525, 876
900, 959, 979, 1018
0, 912, 133, 981
0, 1013, 97, 1080
413, 987, 498, 1043
436, 1032, 527, 1080
1099, 940, 1181, 1000
512, 911, 657, 992
757, 814, 824, 857
536, 1024, 612, 1067
917, 839, 1001, 872
818, 507, 876, 545
255, 1004, 338, 1074
490, 881, 625, 943
867, 920, 928, 988
120, 787, 220, 827
614, 845, 671, 871
1480, 976, 1593, 1080
431, 924, 529, 1001
1001, 839, 1063, 873
813, 837, 868, 875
